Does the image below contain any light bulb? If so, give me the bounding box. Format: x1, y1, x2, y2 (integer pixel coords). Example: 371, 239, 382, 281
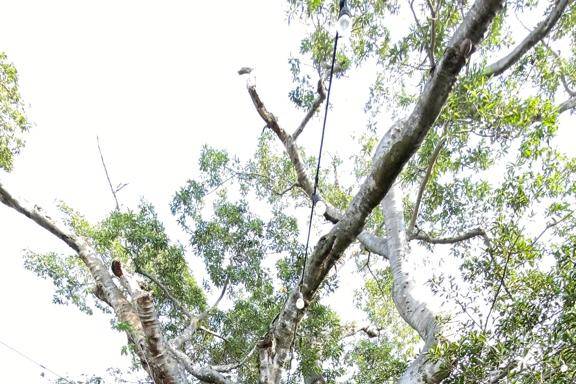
315, 200, 327, 217
337, 14, 351, 37
295, 291, 305, 310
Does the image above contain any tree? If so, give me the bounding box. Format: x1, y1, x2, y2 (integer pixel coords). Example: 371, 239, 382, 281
1, 0, 576, 383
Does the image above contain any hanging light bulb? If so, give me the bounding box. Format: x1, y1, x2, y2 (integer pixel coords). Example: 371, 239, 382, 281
337, 0, 352, 37
295, 290, 305, 310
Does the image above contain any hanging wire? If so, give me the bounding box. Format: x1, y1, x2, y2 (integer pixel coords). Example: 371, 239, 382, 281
0, 338, 74, 383
299, 31, 340, 286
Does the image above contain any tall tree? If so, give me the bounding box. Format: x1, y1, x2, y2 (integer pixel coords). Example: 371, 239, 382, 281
1, 0, 575, 383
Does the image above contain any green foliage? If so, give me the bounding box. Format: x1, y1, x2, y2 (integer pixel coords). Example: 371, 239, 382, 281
23, 251, 98, 315
0, 52, 30, 171
345, 268, 418, 382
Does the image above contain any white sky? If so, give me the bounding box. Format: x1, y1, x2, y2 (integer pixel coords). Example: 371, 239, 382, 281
0, 1, 574, 383
0, 1, 376, 382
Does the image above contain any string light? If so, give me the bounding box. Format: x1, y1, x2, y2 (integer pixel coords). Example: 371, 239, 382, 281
299, 0, 352, 294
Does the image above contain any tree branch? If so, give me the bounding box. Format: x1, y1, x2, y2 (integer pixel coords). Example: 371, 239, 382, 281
246, 83, 388, 258
212, 343, 258, 373
357, 232, 389, 258
292, 80, 326, 140
136, 267, 194, 319
171, 277, 229, 349
0, 182, 184, 383
558, 95, 576, 114
484, 0, 570, 77
409, 0, 435, 69
168, 346, 232, 384
410, 226, 491, 245
96, 136, 120, 211
407, 136, 446, 235
540, 40, 576, 97
250, 1, 505, 381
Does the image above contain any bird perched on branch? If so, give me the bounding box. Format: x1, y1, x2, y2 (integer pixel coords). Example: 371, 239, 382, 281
237, 67, 253, 75
111, 260, 123, 278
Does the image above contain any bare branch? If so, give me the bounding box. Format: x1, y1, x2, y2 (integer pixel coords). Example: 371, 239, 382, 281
410, 226, 491, 245
342, 323, 381, 339
484, 0, 570, 77
292, 80, 326, 140
357, 232, 389, 258
530, 210, 574, 246
96, 136, 120, 211
408, 136, 446, 235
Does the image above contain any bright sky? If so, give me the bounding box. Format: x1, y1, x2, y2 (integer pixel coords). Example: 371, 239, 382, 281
1, 2, 574, 383
0, 1, 376, 382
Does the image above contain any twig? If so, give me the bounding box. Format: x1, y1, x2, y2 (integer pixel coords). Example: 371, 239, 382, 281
540, 40, 576, 97
212, 343, 258, 373
199, 326, 229, 343
484, 232, 522, 331
292, 80, 326, 140
96, 136, 120, 211
530, 211, 574, 247
408, 136, 446, 235
136, 267, 193, 319
408, 0, 435, 70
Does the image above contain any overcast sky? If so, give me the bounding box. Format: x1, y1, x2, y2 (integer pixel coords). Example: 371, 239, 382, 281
0, 1, 378, 382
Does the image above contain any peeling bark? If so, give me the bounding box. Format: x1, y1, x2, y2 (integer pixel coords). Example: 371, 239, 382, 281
1, 183, 187, 384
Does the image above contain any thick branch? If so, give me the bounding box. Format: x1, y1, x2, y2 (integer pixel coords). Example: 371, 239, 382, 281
292, 80, 326, 140
558, 96, 576, 114
484, 0, 570, 77
135, 292, 183, 383
357, 232, 389, 257
0, 182, 183, 383
383, 185, 449, 384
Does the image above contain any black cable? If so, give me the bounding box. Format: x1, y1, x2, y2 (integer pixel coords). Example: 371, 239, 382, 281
0, 338, 73, 383
300, 31, 340, 286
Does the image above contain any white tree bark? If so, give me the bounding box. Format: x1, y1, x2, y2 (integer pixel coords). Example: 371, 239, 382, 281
381, 185, 449, 383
